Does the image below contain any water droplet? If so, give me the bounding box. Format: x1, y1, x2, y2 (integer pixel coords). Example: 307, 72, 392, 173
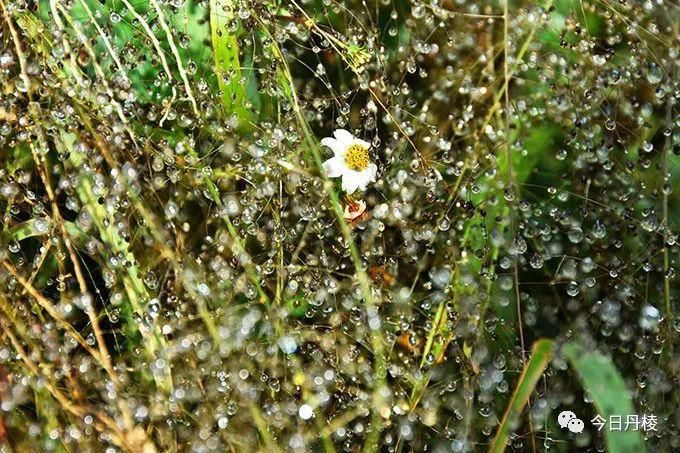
639, 305, 660, 331
298, 404, 314, 420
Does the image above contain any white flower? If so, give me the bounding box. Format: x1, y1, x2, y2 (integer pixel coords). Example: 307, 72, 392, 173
321, 129, 377, 194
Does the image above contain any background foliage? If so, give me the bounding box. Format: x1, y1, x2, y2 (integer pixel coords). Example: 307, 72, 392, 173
0, 0, 678, 451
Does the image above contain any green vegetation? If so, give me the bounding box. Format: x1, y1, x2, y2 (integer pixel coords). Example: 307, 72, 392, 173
0, 0, 677, 451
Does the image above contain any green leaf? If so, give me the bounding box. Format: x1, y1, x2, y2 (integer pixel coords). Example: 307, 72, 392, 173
490, 339, 554, 453
284, 294, 309, 318
210, 0, 255, 124
2, 218, 91, 245
6, 145, 34, 173
563, 342, 646, 453
3, 218, 51, 242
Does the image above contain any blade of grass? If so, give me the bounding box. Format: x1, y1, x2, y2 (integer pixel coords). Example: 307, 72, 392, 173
210, 0, 255, 123
490, 338, 554, 453
61, 132, 173, 394
249, 404, 281, 452
563, 342, 646, 453
148, 0, 199, 115
2, 218, 52, 242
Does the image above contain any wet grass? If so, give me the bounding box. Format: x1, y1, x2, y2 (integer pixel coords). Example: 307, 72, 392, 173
0, 0, 678, 451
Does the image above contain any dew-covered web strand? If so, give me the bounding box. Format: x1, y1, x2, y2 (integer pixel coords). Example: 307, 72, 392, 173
0, 0, 677, 450
501, 0, 534, 448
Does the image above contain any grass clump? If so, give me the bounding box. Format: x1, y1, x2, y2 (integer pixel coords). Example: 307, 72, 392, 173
0, 0, 677, 451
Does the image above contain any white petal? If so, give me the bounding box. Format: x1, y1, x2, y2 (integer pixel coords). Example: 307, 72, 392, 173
322, 157, 344, 178
321, 137, 346, 156
355, 172, 371, 191
333, 129, 354, 146
353, 138, 371, 150
354, 165, 377, 191
366, 163, 378, 181
341, 173, 360, 194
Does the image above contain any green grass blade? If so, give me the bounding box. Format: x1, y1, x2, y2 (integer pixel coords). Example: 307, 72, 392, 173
490, 338, 554, 453
210, 0, 254, 124
60, 132, 173, 393
563, 342, 646, 453
2, 218, 51, 242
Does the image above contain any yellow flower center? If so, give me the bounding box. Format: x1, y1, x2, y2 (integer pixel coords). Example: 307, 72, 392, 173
344, 144, 370, 171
